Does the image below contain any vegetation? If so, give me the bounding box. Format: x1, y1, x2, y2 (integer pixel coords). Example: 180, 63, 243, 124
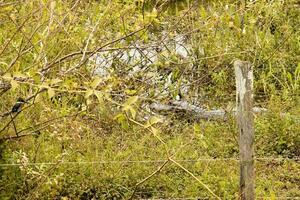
0, 0, 299, 199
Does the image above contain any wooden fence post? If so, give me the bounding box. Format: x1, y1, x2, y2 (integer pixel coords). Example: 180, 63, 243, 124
234, 60, 255, 200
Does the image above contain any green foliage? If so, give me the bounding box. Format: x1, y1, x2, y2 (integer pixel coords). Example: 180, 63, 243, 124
0, 0, 299, 199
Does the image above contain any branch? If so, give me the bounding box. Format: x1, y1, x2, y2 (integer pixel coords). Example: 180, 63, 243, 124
0, 7, 41, 61
169, 157, 221, 200
128, 159, 169, 200
0, 88, 46, 118
40, 25, 150, 73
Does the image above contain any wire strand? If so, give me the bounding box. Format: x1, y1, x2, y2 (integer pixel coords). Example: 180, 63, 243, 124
0, 157, 299, 167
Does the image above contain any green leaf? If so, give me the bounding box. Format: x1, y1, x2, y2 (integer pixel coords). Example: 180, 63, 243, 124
114, 113, 129, 129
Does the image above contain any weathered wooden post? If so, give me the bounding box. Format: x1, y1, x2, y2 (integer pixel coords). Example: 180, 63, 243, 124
234, 60, 255, 200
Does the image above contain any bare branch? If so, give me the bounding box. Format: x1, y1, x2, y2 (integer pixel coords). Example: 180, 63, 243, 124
128, 159, 169, 200
40, 24, 150, 73
169, 157, 221, 200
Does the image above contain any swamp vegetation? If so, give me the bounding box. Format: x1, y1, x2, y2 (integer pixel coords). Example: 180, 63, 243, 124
0, 0, 299, 199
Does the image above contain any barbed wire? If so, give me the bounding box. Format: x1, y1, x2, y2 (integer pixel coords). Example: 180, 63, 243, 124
0, 157, 299, 167
137, 197, 300, 200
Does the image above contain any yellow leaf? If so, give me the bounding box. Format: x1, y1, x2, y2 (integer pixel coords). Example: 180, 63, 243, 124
50, 1, 56, 10
193, 123, 201, 133
150, 116, 162, 124
91, 76, 102, 89
50, 78, 62, 85
152, 8, 157, 17
113, 113, 129, 129
34, 93, 43, 102
129, 106, 136, 119
40, 83, 49, 89
13, 71, 27, 78
2, 73, 12, 80
123, 96, 138, 107
94, 91, 104, 103
113, 113, 124, 120
125, 89, 137, 95
199, 7, 207, 18
145, 116, 162, 128
47, 88, 55, 98
151, 127, 159, 135
270, 190, 276, 200
11, 79, 19, 91
85, 89, 94, 99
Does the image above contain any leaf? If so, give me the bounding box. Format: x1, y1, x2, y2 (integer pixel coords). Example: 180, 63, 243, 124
145, 116, 162, 128
114, 113, 129, 130
128, 106, 136, 119
40, 83, 49, 89
286, 72, 293, 85
123, 96, 138, 107
47, 88, 55, 98
34, 93, 43, 103
13, 71, 27, 78
199, 7, 207, 18
125, 89, 137, 95
85, 89, 94, 99
151, 127, 159, 136
193, 123, 201, 133
150, 116, 162, 125
270, 190, 276, 200
113, 113, 123, 121
151, 8, 157, 17
91, 76, 102, 89
2, 73, 12, 80
50, 78, 62, 85
193, 123, 204, 139
94, 91, 104, 103
11, 79, 19, 91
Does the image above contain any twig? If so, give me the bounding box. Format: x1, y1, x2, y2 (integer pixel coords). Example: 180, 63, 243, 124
0, 1, 19, 8
0, 88, 46, 118
64, 16, 102, 73
40, 25, 150, 73
10, 113, 18, 137
0, 104, 34, 134
0, 8, 40, 61
0, 131, 40, 142
128, 159, 169, 200
169, 157, 221, 200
